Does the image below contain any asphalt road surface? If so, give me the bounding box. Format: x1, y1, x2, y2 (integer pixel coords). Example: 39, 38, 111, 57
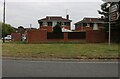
2, 60, 118, 77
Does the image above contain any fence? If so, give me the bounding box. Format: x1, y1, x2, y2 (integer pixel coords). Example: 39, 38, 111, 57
68, 32, 86, 39
47, 32, 64, 39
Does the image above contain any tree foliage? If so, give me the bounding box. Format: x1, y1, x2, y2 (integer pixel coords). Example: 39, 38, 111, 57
98, 2, 109, 22
98, 2, 120, 31
1, 22, 16, 37
53, 24, 62, 33
18, 26, 25, 34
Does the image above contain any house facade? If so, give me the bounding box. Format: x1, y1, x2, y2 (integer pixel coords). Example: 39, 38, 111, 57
38, 15, 72, 32
74, 17, 106, 31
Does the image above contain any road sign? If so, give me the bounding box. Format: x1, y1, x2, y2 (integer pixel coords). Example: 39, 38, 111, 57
110, 4, 119, 13
110, 11, 119, 21
110, 3, 119, 21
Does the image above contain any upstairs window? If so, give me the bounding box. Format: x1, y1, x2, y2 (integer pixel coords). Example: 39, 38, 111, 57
48, 22, 52, 26
83, 23, 87, 27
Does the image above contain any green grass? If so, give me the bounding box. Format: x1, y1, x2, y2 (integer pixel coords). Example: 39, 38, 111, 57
2, 43, 119, 59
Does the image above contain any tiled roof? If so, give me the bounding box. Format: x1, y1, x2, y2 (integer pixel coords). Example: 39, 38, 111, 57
38, 16, 71, 22
75, 17, 105, 24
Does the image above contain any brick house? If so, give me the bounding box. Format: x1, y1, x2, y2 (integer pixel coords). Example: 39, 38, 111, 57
38, 15, 72, 32
74, 17, 106, 31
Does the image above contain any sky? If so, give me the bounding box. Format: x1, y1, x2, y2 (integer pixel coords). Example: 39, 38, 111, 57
0, 0, 103, 30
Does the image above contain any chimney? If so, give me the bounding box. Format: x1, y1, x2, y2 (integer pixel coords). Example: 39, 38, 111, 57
101, 16, 104, 19
66, 15, 69, 20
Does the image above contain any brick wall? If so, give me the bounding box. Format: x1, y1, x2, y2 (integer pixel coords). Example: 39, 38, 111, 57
27, 29, 107, 43
27, 29, 47, 43
27, 30, 86, 43
86, 30, 106, 43
11, 32, 21, 41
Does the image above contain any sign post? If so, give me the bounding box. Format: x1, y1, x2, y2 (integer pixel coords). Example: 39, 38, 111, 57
109, 3, 119, 45
110, 3, 119, 21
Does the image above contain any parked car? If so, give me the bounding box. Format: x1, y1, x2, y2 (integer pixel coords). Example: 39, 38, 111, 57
4, 35, 11, 40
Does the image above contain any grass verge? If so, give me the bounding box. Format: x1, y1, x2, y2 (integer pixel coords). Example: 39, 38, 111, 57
2, 43, 119, 59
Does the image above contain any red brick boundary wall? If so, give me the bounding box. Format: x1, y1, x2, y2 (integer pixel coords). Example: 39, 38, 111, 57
64, 32, 68, 42
27, 29, 107, 43
27, 29, 47, 43
86, 30, 106, 43
11, 33, 21, 41
27, 30, 86, 43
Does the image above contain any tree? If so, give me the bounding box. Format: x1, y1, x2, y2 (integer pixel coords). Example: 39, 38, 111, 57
53, 24, 62, 33
98, 1, 120, 42
98, 2, 120, 31
1, 22, 16, 37
98, 2, 110, 31
98, 2, 110, 22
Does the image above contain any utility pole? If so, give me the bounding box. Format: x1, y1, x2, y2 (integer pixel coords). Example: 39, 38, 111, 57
2, 0, 6, 43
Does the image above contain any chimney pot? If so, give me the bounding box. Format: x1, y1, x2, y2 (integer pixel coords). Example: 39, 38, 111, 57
66, 15, 69, 20
101, 16, 104, 19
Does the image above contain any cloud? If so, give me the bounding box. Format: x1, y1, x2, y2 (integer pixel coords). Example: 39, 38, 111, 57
1, 1, 102, 30
5, 0, 102, 2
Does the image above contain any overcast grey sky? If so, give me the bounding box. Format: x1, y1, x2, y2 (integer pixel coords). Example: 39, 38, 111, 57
0, 0, 103, 30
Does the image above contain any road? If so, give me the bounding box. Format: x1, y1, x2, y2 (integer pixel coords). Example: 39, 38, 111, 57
2, 59, 118, 77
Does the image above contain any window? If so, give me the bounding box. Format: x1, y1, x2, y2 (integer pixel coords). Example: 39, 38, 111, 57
39, 22, 43, 26
43, 22, 47, 26
48, 22, 52, 26
90, 23, 93, 27
66, 22, 70, 26
64, 22, 67, 25
57, 22, 61, 26
83, 23, 87, 26
62, 22, 65, 26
